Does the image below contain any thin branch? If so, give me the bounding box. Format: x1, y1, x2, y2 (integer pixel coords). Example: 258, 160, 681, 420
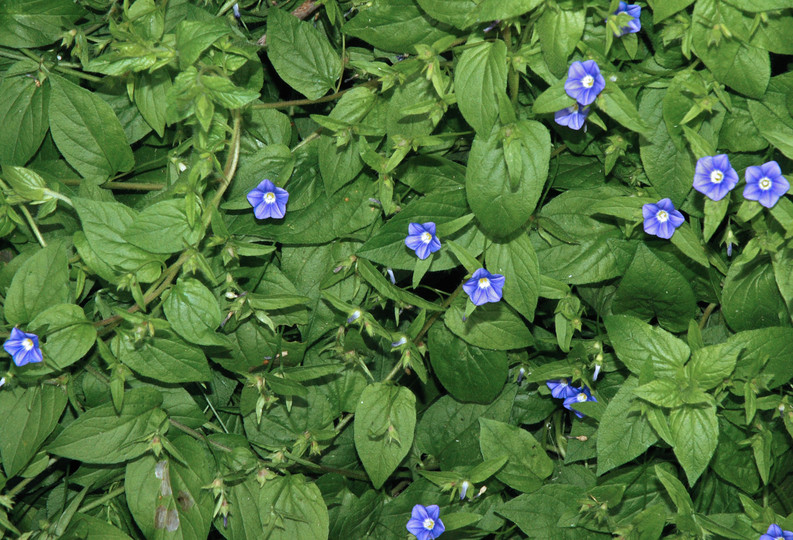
19, 204, 47, 247
78, 486, 126, 513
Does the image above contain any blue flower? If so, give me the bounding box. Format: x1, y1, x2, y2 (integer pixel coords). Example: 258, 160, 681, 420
462, 268, 505, 306
554, 102, 590, 131
406, 504, 444, 540
246, 179, 289, 219
405, 222, 441, 260
563, 386, 597, 418
612, 2, 641, 36
546, 379, 579, 399
642, 198, 684, 239
760, 524, 793, 540
3, 328, 43, 367
564, 60, 606, 106
693, 154, 739, 201
743, 160, 790, 208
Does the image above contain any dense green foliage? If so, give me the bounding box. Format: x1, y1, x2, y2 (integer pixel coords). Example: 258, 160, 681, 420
1, 0, 793, 538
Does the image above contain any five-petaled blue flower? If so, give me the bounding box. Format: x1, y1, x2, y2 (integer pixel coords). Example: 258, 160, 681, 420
642, 198, 684, 239
563, 386, 597, 418
3, 328, 43, 367
564, 60, 606, 106
247, 179, 289, 219
405, 222, 441, 260
546, 379, 579, 399
693, 154, 739, 201
554, 103, 590, 131
463, 268, 505, 306
612, 2, 641, 36
743, 160, 790, 208
760, 524, 793, 540
406, 504, 445, 540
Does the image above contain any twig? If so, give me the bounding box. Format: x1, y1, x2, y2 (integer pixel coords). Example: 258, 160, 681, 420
19, 204, 47, 247
77, 486, 126, 513
169, 419, 233, 453
699, 303, 718, 330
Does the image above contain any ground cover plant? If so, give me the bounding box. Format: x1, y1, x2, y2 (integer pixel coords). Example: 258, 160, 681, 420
1, 0, 793, 538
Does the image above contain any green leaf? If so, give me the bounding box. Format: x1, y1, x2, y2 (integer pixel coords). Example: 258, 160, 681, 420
465, 0, 543, 26
639, 88, 694, 206
317, 88, 376, 194
454, 40, 507, 136
532, 80, 572, 115
0, 75, 49, 165
415, 386, 516, 468
354, 383, 416, 489
611, 244, 697, 333
479, 418, 553, 493
485, 233, 540, 322
72, 198, 165, 283
247, 108, 293, 146
125, 436, 214, 539
175, 19, 230, 69
267, 7, 341, 100
536, 9, 585, 77
163, 278, 228, 347
669, 404, 719, 486
498, 485, 595, 540
28, 304, 97, 370
729, 327, 793, 389
604, 315, 690, 378
357, 188, 485, 271
651, 0, 695, 22
444, 296, 533, 350
747, 73, 793, 160
229, 175, 378, 245
343, 0, 457, 53
466, 120, 550, 237
65, 514, 134, 540
222, 476, 329, 540
124, 199, 202, 254
0, 0, 84, 48
414, 0, 478, 28
654, 464, 693, 513
597, 377, 658, 476
0, 385, 67, 476
117, 332, 211, 383
134, 70, 171, 138
597, 80, 651, 134
669, 223, 710, 268
427, 324, 506, 404
690, 0, 770, 98
48, 387, 165, 464
722, 253, 789, 331
4, 242, 69, 325
48, 74, 134, 179
685, 341, 741, 390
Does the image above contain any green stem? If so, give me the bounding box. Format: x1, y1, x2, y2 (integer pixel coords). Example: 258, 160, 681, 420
62, 180, 166, 191
78, 486, 126, 513
699, 303, 718, 330
169, 419, 233, 453
282, 451, 368, 481
252, 80, 378, 110
19, 204, 47, 247
7, 458, 58, 498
